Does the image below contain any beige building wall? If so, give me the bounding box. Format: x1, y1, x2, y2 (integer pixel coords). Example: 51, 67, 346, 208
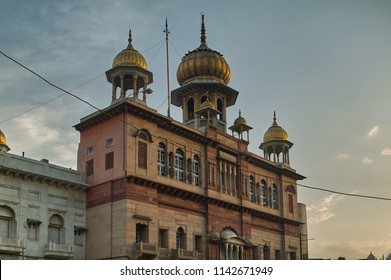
0, 152, 88, 260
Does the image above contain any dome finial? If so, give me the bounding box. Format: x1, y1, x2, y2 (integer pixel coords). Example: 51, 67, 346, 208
127, 29, 133, 49
200, 13, 207, 47
273, 111, 278, 125
239, 110, 242, 117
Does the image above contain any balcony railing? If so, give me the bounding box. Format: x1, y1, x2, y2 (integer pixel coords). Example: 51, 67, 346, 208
172, 248, 202, 260
43, 241, 74, 259
135, 242, 158, 256
0, 237, 25, 254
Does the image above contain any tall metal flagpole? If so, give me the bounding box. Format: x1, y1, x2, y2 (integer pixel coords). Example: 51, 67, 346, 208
164, 17, 171, 118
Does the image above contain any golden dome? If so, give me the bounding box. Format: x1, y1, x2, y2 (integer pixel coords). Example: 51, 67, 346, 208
176, 15, 231, 86
263, 112, 289, 142
112, 30, 148, 69
234, 110, 247, 126
0, 130, 6, 145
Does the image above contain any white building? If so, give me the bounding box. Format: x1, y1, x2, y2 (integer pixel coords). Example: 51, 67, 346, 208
0, 130, 89, 259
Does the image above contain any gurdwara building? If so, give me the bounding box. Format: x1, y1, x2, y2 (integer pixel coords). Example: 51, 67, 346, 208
75, 16, 308, 260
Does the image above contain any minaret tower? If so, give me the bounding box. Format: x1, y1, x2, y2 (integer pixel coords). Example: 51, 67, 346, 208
106, 30, 153, 104
259, 112, 293, 165
172, 15, 238, 132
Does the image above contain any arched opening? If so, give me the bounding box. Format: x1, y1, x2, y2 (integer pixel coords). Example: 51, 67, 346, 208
48, 214, 64, 244
217, 98, 224, 121
176, 227, 186, 249
187, 98, 194, 120
0, 206, 16, 239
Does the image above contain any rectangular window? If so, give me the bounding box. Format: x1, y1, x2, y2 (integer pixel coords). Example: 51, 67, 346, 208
48, 226, 61, 244
221, 172, 225, 186
87, 146, 93, 156
86, 159, 94, 176
0, 218, 10, 238
105, 152, 114, 170
106, 138, 113, 148
27, 221, 40, 240
74, 229, 84, 246
159, 228, 168, 248
135, 223, 148, 243
275, 249, 281, 260
195, 235, 202, 253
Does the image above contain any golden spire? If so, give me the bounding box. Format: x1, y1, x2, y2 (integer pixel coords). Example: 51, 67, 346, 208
200, 14, 207, 48
273, 110, 277, 125
127, 29, 133, 49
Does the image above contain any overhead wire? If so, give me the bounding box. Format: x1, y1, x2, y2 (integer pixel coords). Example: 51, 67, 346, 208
2, 50, 391, 203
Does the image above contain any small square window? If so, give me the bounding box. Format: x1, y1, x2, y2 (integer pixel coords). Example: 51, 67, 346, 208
87, 146, 93, 156
106, 138, 113, 148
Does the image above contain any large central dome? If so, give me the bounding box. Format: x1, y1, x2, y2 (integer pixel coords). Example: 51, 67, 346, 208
176, 15, 231, 86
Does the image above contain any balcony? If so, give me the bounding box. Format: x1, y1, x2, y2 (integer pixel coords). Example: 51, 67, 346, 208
43, 242, 74, 259
172, 248, 203, 260
135, 242, 158, 257
0, 237, 25, 255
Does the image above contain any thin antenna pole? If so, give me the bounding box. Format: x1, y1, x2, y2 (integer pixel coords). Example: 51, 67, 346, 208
164, 17, 171, 118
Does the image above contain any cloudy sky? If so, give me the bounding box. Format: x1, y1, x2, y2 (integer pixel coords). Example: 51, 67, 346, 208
1, 0, 391, 259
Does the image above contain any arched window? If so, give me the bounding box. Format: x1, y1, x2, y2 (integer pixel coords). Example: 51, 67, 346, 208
261, 180, 267, 206
175, 149, 185, 181
286, 185, 296, 214
217, 98, 224, 121
176, 227, 186, 249
249, 176, 255, 202
138, 130, 151, 170
48, 214, 64, 245
193, 155, 200, 186
158, 142, 166, 176
272, 184, 278, 209
187, 98, 194, 120
0, 206, 15, 239
138, 141, 147, 169
200, 95, 207, 104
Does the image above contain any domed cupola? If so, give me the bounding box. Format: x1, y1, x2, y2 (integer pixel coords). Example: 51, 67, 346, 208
229, 110, 253, 142
112, 31, 148, 70
171, 15, 239, 133
106, 30, 153, 104
176, 15, 231, 86
259, 112, 293, 165
263, 113, 289, 142
0, 129, 10, 152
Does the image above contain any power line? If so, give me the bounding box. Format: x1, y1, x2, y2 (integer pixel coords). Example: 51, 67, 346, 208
2, 50, 391, 203
297, 183, 391, 201
0, 73, 104, 124
0, 50, 104, 113
0, 39, 164, 124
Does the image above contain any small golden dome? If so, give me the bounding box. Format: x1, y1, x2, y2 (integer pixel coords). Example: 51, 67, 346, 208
176, 15, 231, 86
0, 130, 6, 145
234, 110, 247, 126
263, 112, 289, 142
112, 30, 148, 69
200, 99, 216, 110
